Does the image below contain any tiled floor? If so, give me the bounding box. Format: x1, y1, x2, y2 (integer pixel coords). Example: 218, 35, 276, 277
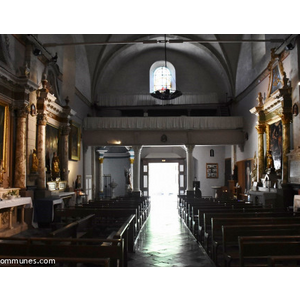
128, 195, 215, 267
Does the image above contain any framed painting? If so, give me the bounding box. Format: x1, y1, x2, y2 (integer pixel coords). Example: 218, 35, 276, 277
69, 122, 81, 161
206, 163, 218, 178
269, 120, 282, 171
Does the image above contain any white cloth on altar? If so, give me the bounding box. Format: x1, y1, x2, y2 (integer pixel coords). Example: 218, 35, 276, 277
0, 197, 32, 209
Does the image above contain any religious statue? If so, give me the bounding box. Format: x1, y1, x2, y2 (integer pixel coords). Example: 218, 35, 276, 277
257, 92, 263, 107
266, 150, 274, 170
124, 168, 132, 193
51, 152, 60, 179
31, 148, 38, 173
250, 151, 257, 184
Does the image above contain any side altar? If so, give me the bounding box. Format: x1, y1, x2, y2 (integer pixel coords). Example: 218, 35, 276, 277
249, 49, 293, 208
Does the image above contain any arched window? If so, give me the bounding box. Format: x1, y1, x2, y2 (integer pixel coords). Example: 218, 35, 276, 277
149, 61, 176, 93
154, 67, 172, 92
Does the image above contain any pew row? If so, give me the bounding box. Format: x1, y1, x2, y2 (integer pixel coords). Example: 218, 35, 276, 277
222, 224, 300, 267
238, 235, 300, 267
210, 216, 300, 265
50, 213, 136, 261
0, 236, 124, 266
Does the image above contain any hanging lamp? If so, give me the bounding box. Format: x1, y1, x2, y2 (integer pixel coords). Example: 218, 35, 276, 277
150, 35, 182, 100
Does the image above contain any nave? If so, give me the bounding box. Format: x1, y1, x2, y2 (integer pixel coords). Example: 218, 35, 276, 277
128, 195, 215, 267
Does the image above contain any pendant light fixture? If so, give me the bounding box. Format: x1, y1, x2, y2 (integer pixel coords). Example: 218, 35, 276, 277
150, 35, 182, 100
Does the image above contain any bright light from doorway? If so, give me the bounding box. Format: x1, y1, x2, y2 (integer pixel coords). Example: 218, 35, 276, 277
149, 162, 179, 198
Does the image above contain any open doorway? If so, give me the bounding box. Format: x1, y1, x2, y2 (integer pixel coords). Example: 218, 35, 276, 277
148, 162, 179, 207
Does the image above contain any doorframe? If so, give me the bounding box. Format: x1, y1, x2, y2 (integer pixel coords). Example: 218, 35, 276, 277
141, 158, 186, 197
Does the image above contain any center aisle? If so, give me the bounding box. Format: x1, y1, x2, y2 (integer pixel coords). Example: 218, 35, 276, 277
128, 195, 215, 267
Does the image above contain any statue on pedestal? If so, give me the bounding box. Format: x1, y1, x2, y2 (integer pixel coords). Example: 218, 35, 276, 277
31, 148, 38, 173
250, 151, 257, 185
51, 152, 60, 180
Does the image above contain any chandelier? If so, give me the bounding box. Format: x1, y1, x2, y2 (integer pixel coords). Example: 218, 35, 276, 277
150, 35, 182, 101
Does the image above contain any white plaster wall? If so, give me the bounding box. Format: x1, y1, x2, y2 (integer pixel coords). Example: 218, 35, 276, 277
103, 157, 131, 197
193, 146, 225, 197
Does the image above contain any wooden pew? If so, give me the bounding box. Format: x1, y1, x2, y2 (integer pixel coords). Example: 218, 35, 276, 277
210, 216, 300, 265
196, 205, 272, 243
0, 236, 125, 266
51, 211, 136, 259
85, 201, 145, 232
238, 235, 300, 267
0, 255, 110, 267
202, 209, 289, 251
50, 214, 95, 239
56, 208, 138, 236
222, 224, 300, 266
267, 255, 300, 267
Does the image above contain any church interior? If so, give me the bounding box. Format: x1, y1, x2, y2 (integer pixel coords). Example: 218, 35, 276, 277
1, 26, 300, 291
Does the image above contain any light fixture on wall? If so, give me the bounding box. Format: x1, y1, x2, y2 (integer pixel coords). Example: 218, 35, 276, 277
150, 35, 182, 101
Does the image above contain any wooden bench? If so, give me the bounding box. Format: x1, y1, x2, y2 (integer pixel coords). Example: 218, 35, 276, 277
56, 208, 139, 236
238, 235, 300, 267
222, 224, 300, 266
50, 214, 95, 239
210, 216, 300, 265
0, 255, 110, 267
52, 211, 136, 262
267, 255, 300, 267
202, 210, 286, 252
0, 236, 125, 266
85, 201, 145, 231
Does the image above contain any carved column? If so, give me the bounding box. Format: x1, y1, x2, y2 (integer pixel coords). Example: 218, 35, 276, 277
60, 124, 70, 183
37, 113, 47, 189
255, 124, 266, 181
185, 144, 195, 194
281, 113, 292, 184
132, 145, 142, 196
14, 104, 29, 189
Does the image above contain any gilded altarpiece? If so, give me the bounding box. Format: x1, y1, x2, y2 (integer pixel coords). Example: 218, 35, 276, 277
250, 49, 292, 185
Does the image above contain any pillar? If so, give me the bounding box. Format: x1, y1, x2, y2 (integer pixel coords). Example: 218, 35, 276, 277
255, 124, 266, 181
96, 149, 107, 198
61, 124, 70, 183
281, 114, 292, 184
185, 144, 195, 195
14, 104, 29, 189
132, 145, 142, 196
37, 112, 47, 189
231, 145, 236, 177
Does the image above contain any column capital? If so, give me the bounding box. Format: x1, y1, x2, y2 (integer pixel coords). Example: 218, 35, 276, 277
61, 124, 71, 136
15, 101, 30, 118
255, 124, 266, 135
185, 144, 195, 153
280, 112, 293, 125
37, 113, 47, 126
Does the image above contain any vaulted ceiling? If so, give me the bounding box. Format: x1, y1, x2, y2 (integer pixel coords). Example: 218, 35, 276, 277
31, 34, 296, 115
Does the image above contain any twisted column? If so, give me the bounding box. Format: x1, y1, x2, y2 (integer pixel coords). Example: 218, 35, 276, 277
14, 104, 29, 189
255, 124, 266, 181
